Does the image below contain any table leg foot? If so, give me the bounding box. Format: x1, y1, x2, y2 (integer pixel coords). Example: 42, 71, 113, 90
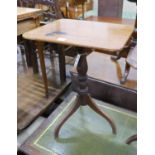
126, 134, 137, 144
86, 95, 117, 134
54, 95, 80, 138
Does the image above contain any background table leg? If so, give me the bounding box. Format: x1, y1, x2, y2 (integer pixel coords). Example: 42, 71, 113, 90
24, 40, 33, 67
58, 45, 66, 83
36, 42, 48, 97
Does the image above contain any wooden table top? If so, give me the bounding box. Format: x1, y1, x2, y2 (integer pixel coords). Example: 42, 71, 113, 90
20, 92, 137, 155
17, 7, 42, 21
23, 19, 134, 52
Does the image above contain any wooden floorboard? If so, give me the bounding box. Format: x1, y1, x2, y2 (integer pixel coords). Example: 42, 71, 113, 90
73, 52, 137, 91
17, 51, 73, 132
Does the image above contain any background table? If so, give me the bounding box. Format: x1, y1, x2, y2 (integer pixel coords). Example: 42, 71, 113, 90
17, 7, 42, 36
17, 7, 43, 71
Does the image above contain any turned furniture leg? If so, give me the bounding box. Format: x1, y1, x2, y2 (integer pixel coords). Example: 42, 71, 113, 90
85, 95, 116, 134
54, 95, 81, 138
36, 42, 48, 97
126, 134, 137, 144
54, 52, 117, 139
120, 63, 130, 84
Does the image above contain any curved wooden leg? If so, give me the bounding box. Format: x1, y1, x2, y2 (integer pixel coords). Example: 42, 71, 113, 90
126, 134, 137, 144
86, 95, 117, 134
120, 63, 130, 84
54, 96, 81, 138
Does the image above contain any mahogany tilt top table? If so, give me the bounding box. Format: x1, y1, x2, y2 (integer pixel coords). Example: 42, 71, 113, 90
23, 19, 134, 96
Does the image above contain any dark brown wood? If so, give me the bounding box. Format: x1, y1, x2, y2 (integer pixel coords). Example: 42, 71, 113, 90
58, 45, 66, 83
71, 52, 137, 112
35, 0, 63, 20
72, 74, 137, 112
54, 53, 117, 138
126, 134, 137, 144
24, 40, 33, 67
54, 95, 81, 138
17, 0, 35, 8
36, 41, 48, 97
29, 40, 39, 74
98, 0, 123, 18
111, 50, 126, 61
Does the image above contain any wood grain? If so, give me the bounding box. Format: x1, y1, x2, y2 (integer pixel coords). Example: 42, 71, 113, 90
17, 7, 42, 36
86, 16, 136, 25
17, 53, 70, 132
17, 7, 42, 21
23, 19, 134, 52
17, 19, 38, 36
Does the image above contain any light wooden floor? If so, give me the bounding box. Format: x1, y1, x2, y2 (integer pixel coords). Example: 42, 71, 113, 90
73, 51, 137, 90
17, 50, 74, 132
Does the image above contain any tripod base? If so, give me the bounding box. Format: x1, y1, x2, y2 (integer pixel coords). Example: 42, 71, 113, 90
54, 94, 117, 138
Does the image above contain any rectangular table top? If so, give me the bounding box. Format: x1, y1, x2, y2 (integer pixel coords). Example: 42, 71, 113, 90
17, 7, 42, 21
23, 19, 134, 52
20, 92, 137, 155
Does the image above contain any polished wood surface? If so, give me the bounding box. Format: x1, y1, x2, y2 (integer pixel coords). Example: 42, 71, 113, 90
72, 52, 137, 90
17, 7, 42, 21
22, 19, 134, 97
23, 19, 134, 52
86, 16, 136, 26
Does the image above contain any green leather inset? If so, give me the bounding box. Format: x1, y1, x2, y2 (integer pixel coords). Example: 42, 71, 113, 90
33, 96, 137, 155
